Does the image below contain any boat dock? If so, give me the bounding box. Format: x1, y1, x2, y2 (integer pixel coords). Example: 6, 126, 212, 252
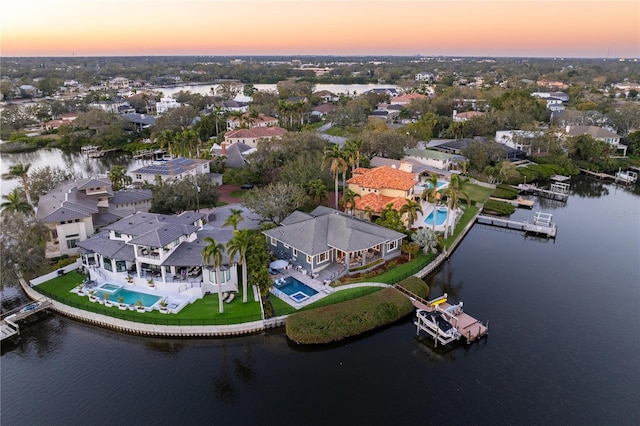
1, 300, 52, 341
412, 294, 488, 347
476, 211, 557, 238
580, 168, 617, 181
517, 182, 569, 202
489, 196, 534, 209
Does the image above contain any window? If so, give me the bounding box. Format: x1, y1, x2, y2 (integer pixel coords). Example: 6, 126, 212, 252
270, 237, 277, 246
317, 251, 329, 263
387, 240, 398, 251
136, 174, 142, 180
209, 268, 230, 284
114, 231, 122, 238
66, 234, 80, 249
292, 248, 297, 257
306, 255, 312, 263
103, 256, 113, 271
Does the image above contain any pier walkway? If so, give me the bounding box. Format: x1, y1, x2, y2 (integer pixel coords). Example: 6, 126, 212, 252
489, 196, 534, 209
476, 212, 557, 238
1, 299, 52, 341
517, 183, 568, 202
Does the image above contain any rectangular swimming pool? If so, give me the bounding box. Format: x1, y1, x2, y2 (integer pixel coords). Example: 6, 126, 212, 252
276, 277, 319, 298
95, 287, 161, 307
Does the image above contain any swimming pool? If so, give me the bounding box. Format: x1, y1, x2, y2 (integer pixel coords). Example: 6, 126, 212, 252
424, 207, 448, 226
98, 283, 123, 293
275, 277, 318, 298
425, 180, 448, 189
95, 287, 161, 307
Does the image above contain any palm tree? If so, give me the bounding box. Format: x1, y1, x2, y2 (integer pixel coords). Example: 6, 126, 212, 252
439, 174, 470, 239
339, 188, 360, 215
305, 179, 328, 204
3, 162, 32, 205
226, 229, 251, 303
202, 237, 226, 313
344, 138, 363, 173
399, 199, 423, 229
1, 188, 34, 216
108, 165, 128, 191
323, 145, 347, 210
223, 208, 244, 230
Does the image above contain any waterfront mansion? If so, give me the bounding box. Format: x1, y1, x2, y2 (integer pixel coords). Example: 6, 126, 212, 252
76, 211, 239, 299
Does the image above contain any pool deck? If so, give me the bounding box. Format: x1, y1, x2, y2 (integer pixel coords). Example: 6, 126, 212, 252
271, 270, 334, 309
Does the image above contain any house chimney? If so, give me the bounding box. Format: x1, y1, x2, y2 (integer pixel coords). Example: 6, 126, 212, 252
221, 143, 227, 155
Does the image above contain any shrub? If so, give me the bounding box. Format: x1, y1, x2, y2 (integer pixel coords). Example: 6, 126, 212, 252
285, 288, 414, 344
483, 199, 516, 216
396, 276, 430, 299
492, 184, 518, 199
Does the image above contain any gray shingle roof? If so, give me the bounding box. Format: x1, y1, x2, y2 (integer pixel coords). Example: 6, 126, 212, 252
110, 189, 152, 206
264, 209, 405, 256
129, 224, 199, 248
77, 231, 136, 261
162, 229, 236, 266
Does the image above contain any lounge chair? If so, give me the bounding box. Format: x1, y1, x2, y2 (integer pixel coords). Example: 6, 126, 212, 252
225, 293, 236, 303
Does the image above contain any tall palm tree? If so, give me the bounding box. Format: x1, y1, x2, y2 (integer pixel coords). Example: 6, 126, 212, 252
3, 162, 32, 205
226, 229, 251, 303
108, 165, 130, 191
439, 174, 470, 239
1, 188, 34, 216
344, 138, 363, 173
323, 144, 347, 210
339, 188, 360, 215
421, 173, 441, 231
399, 199, 423, 229
223, 208, 244, 230
202, 237, 226, 313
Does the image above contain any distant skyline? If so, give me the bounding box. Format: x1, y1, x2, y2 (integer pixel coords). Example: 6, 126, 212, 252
2, 1, 639, 58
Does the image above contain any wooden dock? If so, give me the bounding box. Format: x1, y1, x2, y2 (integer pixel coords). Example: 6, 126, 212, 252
1, 300, 52, 341
411, 294, 488, 346
476, 212, 557, 238
580, 168, 616, 181
517, 183, 568, 202
489, 196, 534, 209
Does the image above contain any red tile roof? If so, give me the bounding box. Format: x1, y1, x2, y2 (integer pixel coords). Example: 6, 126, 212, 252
354, 193, 408, 214
347, 166, 416, 191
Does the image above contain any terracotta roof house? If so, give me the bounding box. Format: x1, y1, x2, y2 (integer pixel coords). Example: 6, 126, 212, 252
76, 211, 239, 300
263, 207, 405, 279
452, 110, 485, 122
36, 177, 152, 258
346, 165, 418, 220
311, 103, 333, 117
226, 113, 278, 130
223, 126, 287, 149
390, 93, 427, 105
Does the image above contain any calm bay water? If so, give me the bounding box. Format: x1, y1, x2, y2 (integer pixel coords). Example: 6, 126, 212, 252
0, 149, 139, 197
2, 176, 639, 425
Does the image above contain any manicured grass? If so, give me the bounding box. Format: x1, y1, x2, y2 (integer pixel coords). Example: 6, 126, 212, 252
285, 287, 414, 344
443, 205, 479, 247
325, 126, 345, 136
35, 271, 262, 325
463, 182, 494, 205
352, 252, 436, 285
270, 286, 383, 316
482, 199, 516, 216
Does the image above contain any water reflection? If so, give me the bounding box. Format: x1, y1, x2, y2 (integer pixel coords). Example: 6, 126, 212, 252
570, 176, 611, 198
426, 261, 464, 301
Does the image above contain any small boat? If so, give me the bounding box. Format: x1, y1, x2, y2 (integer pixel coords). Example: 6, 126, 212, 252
20, 302, 42, 313
416, 310, 458, 339
615, 169, 638, 184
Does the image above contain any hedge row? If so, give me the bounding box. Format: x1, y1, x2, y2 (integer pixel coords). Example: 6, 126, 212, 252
285, 287, 414, 344
492, 184, 518, 199
482, 199, 516, 216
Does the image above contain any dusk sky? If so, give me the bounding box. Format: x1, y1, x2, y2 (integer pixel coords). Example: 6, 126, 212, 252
2, 1, 639, 58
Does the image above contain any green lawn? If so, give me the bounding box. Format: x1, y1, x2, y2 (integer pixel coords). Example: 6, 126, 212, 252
463, 182, 494, 205
270, 286, 383, 316
35, 271, 263, 325
443, 205, 479, 247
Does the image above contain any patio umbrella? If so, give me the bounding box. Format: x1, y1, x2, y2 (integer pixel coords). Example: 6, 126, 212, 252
269, 259, 288, 270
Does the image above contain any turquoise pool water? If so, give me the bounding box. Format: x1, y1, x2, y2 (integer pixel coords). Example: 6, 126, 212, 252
425, 180, 447, 189
424, 208, 448, 226
276, 277, 318, 297
96, 288, 161, 307
98, 283, 122, 293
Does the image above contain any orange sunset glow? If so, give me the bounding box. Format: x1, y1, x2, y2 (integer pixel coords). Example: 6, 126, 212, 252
2, 1, 639, 58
